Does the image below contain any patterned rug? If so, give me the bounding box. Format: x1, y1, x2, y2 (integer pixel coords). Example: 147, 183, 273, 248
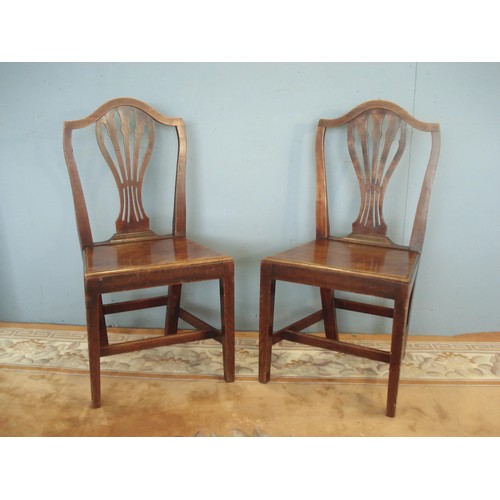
1, 325, 500, 384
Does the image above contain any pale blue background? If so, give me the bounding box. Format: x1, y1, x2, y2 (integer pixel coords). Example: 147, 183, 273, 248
0, 62, 499, 335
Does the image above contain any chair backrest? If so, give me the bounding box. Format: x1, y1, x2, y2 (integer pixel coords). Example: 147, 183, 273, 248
63, 97, 187, 250
315, 100, 440, 252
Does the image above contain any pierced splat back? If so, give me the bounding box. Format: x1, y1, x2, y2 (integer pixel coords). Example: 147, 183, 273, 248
96, 106, 155, 238
348, 109, 407, 240
63, 98, 187, 250
315, 100, 440, 252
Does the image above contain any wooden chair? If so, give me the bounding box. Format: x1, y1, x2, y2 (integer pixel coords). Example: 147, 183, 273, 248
63, 97, 235, 408
259, 100, 440, 417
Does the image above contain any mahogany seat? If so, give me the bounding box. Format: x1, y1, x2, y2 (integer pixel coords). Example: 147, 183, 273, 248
63, 98, 235, 408
259, 100, 441, 417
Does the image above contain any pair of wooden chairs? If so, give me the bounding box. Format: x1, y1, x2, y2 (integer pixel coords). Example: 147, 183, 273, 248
63, 98, 440, 417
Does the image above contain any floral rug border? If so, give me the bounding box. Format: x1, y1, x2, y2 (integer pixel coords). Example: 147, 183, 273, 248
1, 327, 499, 384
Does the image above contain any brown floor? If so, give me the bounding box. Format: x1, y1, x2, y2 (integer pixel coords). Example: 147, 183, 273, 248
1, 323, 499, 437
1, 368, 499, 436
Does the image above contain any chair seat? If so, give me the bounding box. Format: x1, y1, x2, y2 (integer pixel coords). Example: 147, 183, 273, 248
265, 238, 420, 284
84, 236, 232, 278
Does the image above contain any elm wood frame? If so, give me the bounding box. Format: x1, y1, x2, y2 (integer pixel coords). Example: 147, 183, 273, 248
63, 97, 234, 408
259, 100, 441, 417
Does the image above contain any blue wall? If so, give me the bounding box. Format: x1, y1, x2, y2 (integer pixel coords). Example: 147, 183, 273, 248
0, 62, 499, 335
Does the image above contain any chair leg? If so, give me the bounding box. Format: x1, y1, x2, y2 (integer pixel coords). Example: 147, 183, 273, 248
86, 292, 102, 409
220, 262, 235, 382
259, 262, 276, 383
165, 284, 182, 335
402, 287, 416, 356
320, 288, 339, 340
386, 295, 410, 417
98, 295, 109, 347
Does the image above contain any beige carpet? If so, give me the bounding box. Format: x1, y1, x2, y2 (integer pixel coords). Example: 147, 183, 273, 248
1, 323, 499, 436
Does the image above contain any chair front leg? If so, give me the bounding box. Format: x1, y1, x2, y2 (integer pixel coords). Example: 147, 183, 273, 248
386, 294, 410, 417
259, 261, 276, 383
220, 262, 235, 382
86, 291, 102, 409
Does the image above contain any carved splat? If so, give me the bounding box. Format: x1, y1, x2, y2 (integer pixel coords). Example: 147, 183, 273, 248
96, 106, 155, 237
347, 109, 407, 239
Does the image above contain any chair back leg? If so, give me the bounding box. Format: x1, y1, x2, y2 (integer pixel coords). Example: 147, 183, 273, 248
320, 288, 339, 340
165, 284, 183, 335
